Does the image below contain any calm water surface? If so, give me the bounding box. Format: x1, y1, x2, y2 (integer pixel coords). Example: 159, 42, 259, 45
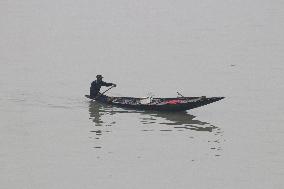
1, 0, 284, 188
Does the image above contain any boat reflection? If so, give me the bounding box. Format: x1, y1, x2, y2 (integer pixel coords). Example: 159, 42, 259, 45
88, 101, 218, 132
88, 101, 223, 156
139, 111, 217, 132
88, 102, 116, 127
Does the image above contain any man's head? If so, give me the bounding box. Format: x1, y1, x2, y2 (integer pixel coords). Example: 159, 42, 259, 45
96, 75, 103, 80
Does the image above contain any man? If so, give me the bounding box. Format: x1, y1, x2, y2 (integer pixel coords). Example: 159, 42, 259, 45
90, 75, 116, 98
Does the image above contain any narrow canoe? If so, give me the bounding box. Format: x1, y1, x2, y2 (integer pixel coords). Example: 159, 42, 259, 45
85, 95, 224, 112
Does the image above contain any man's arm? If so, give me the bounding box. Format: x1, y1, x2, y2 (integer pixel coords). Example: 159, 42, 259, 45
101, 81, 116, 87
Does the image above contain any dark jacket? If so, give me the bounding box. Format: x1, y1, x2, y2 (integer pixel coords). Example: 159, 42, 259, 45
90, 80, 114, 98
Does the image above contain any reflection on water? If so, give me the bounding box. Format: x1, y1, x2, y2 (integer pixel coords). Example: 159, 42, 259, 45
88, 101, 224, 155
88, 101, 218, 132
140, 111, 217, 132
88, 102, 116, 127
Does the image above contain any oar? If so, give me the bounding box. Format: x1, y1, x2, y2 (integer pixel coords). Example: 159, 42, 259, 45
94, 85, 115, 100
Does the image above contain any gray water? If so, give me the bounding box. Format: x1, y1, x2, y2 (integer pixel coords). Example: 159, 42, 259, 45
1, 0, 284, 188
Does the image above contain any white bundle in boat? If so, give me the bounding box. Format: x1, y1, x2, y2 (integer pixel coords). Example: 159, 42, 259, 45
140, 96, 153, 104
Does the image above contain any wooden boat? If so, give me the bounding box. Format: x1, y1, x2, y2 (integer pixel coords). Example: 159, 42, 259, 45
85, 94, 224, 112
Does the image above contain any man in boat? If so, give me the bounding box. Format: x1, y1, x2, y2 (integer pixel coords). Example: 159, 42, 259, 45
90, 75, 116, 98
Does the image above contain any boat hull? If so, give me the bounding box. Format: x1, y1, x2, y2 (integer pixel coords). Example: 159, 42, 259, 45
85, 95, 224, 112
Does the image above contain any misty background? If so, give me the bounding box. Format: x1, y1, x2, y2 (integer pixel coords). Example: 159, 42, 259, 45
1, 0, 283, 188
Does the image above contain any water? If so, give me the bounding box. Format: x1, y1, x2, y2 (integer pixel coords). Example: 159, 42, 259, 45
1, 0, 284, 188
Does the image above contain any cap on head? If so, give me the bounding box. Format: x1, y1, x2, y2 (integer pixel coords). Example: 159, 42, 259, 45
96, 75, 103, 79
